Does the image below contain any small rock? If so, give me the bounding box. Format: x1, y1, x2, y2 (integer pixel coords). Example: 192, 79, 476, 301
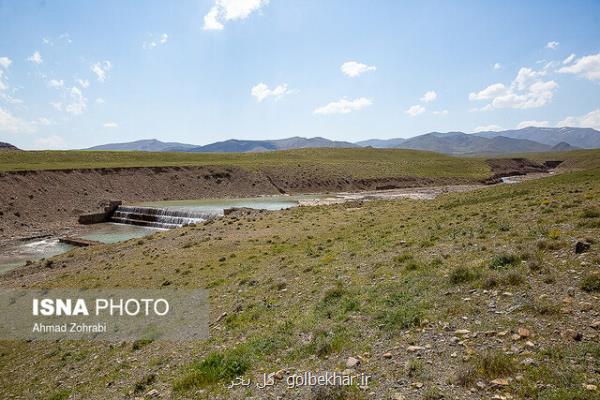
383, 352, 393, 359
274, 370, 284, 380
490, 378, 510, 386
583, 384, 597, 391
346, 356, 360, 369
580, 302, 594, 312
391, 393, 405, 400
575, 241, 591, 254
525, 340, 535, 348
450, 351, 458, 358
561, 329, 583, 341
407, 345, 425, 352
146, 389, 159, 397
521, 358, 536, 366
511, 334, 521, 341
591, 320, 600, 329
412, 382, 423, 389
518, 327, 530, 338
455, 329, 470, 336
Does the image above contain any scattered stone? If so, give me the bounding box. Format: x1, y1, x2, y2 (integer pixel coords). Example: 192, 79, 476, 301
583, 384, 597, 391
591, 320, 600, 329
511, 334, 521, 341
450, 351, 458, 358
455, 329, 470, 336
411, 382, 423, 389
518, 327, 530, 338
575, 241, 591, 254
407, 345, 425, 352
490, 378, 510, 386
580, 302, 594, 311
215, 312, 227, 323
383, 352, 393, 359
146, 389, 159, 397
521, 358, 536, 366
561, 329, 583, 341
346, 356, 360, 369
524, 341, 535, 348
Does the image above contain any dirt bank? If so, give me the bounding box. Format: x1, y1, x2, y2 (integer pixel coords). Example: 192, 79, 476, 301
0, 165, 477, 241
483, 158, 557, 184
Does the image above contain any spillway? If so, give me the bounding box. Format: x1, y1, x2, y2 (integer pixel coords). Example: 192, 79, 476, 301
110, 206, 211, 229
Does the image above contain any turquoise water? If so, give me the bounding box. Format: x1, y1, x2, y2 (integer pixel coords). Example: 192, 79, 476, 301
0, 194, 324, 273
79, 223, 163, 243
0, 238, 75, 273
139, 194, 324, 215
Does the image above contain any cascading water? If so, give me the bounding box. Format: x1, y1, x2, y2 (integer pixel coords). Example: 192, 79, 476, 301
110, 206, 212, 229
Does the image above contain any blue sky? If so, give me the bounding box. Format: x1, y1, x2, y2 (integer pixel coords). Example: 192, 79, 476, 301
0, 0, 599, 149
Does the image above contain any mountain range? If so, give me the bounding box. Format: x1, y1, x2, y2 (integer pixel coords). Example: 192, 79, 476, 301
82, 127, 600, 155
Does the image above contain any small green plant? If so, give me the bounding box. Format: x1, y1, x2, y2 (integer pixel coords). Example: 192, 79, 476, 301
378, 292, 424, 331
580, 272, 600, 292
580, 208, 600, 218
449, 266, 478, 284
173, 348, 252, 391
547, 229, 561, 240
490, 253, 519, 270
47, 390, 71, 400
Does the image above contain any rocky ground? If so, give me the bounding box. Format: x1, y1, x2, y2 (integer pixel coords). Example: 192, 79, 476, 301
0, 159, 599, 399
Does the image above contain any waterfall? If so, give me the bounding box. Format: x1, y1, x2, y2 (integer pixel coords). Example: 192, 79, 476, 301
110, 206, 212, 229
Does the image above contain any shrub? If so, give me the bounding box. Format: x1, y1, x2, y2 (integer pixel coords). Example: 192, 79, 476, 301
547, 229, 561, 240
580, 208, 600, 218
378, 292, 424, 331
449, 266, 478, 284
173, 349, 252, 391
490, 254, 519, 270
580, 272, 600, 292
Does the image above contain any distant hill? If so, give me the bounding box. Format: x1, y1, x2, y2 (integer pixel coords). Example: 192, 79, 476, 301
0, 142, 20, 151
551, 141, 579, 151
85, 139, 197, 152
81, 127, 600, 155
181, 137, 358, 153
475, 127, 600, 148
355, 138, 407, 148
395, 131, 551, 155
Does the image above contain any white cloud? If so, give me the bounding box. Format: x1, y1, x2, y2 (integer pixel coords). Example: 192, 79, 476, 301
558, 52, 600, 81
563, 53, 576, 65
28, 51, 42, 64
340, 61, 376, 77
557, 109, 600, 130
0, 107, 35, 133
143, 33, 169, 49
433, 110, 448, 115
91, 60, 112, 82
0, 71, 7, 92
405, 104, 425, 117
469, 67, 558, 110
314, 97, 372, 115
204, 6, 224, 30
473, 124, 503, 132
103, 122, 119, 128
50, 101, 63, 111
517, 120, 549, 129
469, 83, 507, 101
0, 57, 12, 69
203, 0, 269, 30
48, 79, 64, 89
95, 97, 105, 104
251, 82, 293, 102
420, 90, 437, 103
36, 117, 51, 126
493, 63, 501, 70
65, 86, 87, 115
545, 41, 559, 49
77, 79, 90, 88
34, 135, 66, 149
